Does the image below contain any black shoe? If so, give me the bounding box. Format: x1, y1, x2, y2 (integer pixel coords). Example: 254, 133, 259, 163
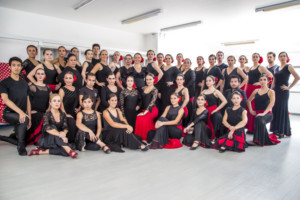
17, 144, 27, 156
190, 142, 199, 150
102, 145, 111, 154
219, 148, 226, 153
141, 145, 149, 151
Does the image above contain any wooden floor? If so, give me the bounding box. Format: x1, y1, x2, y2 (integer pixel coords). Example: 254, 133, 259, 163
0, 115, 300, 200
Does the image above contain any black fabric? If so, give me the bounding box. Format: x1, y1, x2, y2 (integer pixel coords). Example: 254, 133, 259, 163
248, 66, 261, 84
22, 59, 40, 82
83, 61, 94, 75
224, 88, 247, 109
216, 63, 228, 72
254, 90, 270, 111
95, 63, 111, 85
119, 66, 133, 88
253, 113, 275, 146
194, 68, 205, 97
203, 66, 224, 90
79, 86, 98, 110
223, 68, 238, 92
183, 69, 196, 97
58, 66, 83, 88
146, 63, 158, 76
132, 67, 148, 90
43, 64, 58, 85
29, 84, 51, 113
61, 87, 79, 118
100, 86, 122, 112
92, 58, 101, 66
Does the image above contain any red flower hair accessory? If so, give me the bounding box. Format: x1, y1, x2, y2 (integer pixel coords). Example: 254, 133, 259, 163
119, 55, 123, 61
258, 56, 263, 64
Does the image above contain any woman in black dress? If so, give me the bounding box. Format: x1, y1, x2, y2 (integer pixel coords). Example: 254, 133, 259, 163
70, 47, 82, 73
183, 94, 212, 150
194, 56, 206, 98
202, 54, 224, 91
148, 93, 184, 149
116, 54, 134, 89
134, 73, 159, 141
238, 55, 250, 91
100, 72, 122, 112
52, 46, 67, 71
58, 72, 79, 143
109, 51, 121, 75
27, 68, 52, 145
22, 45, 40, 83
176, 53, 184, 71
222, 56, 248, 93
202, 76, 227, 139
146, 50, 163, 84
160, 54, 181, 111
213, 91, 248, 153
58, 54, 83, 89
75, 95, 111, 153
270, 52, 299, 138
28, 94, 78, 158
27, 49, 61, 91
247, 74, 280, 146
91, 50, 111, 93
102, 94, 149, 152
132, 53, 148, 92
81, 49, 94, 82
119, 76, 141, 128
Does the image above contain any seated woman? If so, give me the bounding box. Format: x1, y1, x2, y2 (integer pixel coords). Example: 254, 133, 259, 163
148, 93, 184, 149
213, 91, 248, 153
27, 68, 52, 145
134, 73, 159, 142
183, 94, 212, 150
102, 94, 149, 152
28, 94, 78, 158
58, 71, 79, 144
247, 74, 280, 146
202, 75, 227, 139
75, 95, 111, 153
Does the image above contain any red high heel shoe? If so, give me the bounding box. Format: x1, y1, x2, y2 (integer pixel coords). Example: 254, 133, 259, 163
28, 147, 42, 156
68, 149, 78, 159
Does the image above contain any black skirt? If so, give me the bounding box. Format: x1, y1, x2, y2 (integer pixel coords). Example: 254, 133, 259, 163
183, 121, 212, 148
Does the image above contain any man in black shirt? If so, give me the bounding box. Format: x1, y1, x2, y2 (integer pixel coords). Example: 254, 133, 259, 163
79, 73, 100, 110
0, 57, 31, 156
92, 43, 101, 66
223, 75, 247, 109
216, 51, 228, 72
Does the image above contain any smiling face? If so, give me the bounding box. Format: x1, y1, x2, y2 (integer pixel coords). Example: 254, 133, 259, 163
64, 73, 74, 86
126, 76, 134, 88
157, 54, 164, 63
231, 93, 241, 106
9, 60, 22, 75
82, 98, 93, 110
183, 59, 191, 70
170, 94, 179, 106
50, 95, 61, 109
165, 55, 172, 65
107, 74, 116, 85
108, 96, 118, 108
100, 50, 108, 62
146, 75, 154, 86
134, 54, 142, 64
27, 46, 37, 58
35, 68, 45, 81
197, 95, 206, 107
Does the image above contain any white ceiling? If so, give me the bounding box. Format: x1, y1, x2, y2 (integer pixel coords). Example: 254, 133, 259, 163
0, 0, 296, 35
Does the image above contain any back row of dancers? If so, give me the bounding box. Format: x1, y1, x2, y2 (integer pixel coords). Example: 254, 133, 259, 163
0, 43, 299, 157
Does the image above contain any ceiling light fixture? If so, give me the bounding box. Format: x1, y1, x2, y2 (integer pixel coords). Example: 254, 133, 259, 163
73, 0, 95, 10
255, 0, 300, 12
121, 9, 162, 24
160, 21, 202, 32
222, 40, 256, 46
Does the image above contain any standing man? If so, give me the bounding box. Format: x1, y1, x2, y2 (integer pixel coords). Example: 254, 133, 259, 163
216, 51, 228, 72
266, 52, 279, 75
92, 43, 101, 66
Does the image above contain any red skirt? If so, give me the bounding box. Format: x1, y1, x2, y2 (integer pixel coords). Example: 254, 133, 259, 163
214, 128, 247, 152
154, 76, 159, 84
47, 84, 56, 92
240, 84, 246, 91
245, 84, 261, 132
206, 105, 218, 139
134, 106, 158, 140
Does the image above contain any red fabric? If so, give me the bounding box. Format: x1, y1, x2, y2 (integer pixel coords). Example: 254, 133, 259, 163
141, 57, 144, 62
154, 76, 159, 84
134, 106, 158, 140
153, 57, 156, 61
270, 133, 281, 144
245, 84, 261, 132
73, 75, 77, 82
287, 57, 290, 63
190, 97, 194, 103
215, 77, 218, 83
206, 105, 218, 139
133, 82, 136, 89
163, 138, 183, 149
47, 84, 56, 92
268, 77, 272, 85
119, 55, 123, 61
27, 119, 43, 145
0, 63, 10, 124
178, 96, 182, 103
259, 56, 263, 64
240, 84, 246, 91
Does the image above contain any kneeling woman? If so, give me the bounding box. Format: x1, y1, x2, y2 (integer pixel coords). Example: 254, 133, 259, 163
213, 91, 248, 153
75, 95, 111, 153
148, 93, 184, 149
183, 94, 212, 150
28, 94, 78, 158
102, 94, 149, 152
247, 74, 280, 146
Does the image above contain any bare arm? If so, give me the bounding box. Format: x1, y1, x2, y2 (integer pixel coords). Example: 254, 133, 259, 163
115, 71, 124, 89
103, 110, 129, 129
237, 68, 248, 89
214, 90, 227, 112
152, 62, 163, 81
181, 88, 190, 109
287, 65, 300, 90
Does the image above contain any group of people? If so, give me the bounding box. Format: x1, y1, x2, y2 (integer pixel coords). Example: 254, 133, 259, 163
0, 43, 299, 158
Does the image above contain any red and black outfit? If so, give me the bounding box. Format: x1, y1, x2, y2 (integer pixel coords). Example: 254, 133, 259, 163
43, 64, 59, 92
183, 68, 195, 126
203, 66, 224, 90
239, 68, 248, 91
147, 63, 159, 84
134, 87, 158, 141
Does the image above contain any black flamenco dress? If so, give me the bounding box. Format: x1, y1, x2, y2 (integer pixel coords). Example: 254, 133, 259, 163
95, 63, 111, 93
99, 86, 122, 112
183, 109, 212, 148
26, 84, 51, 145
253, 90, 280, 146
119, 66, 133, 88
146, 63, 159, 84
203, 66, 224, 90
102, 109, 143, 152
270, 65, 291, 136
43, 64, 59, 92
132, 67, 148, 92
148, 106, 183, 149
58, 66, 83, 89
21, 59, 40, 82
119, 88, 141, 128
214, 107, 247, 152
194, 67, 205, 98
37, 110, 72, 157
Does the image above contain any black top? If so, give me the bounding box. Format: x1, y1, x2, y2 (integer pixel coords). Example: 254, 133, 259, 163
166, 105, 181, 126
0, 77, 29, 113
203, 66, 224, 89
216, 63, 228, 72
43, 110, 68, 132
133, 67, 148, 89
111, 66, 119, 75
103, 109, 122, 130
195, 68, 205, 86
239, 68, 248, 84
147, 63, 158, 76
100, 86, 122, 109
224, 88, 247, 108
189, 109, 209, 125
177, 88, 186, 107
161, 67, 181, 84
81, 111, 98, 133
274, 64, 290, 90
92, 58, 101, 66
183, 69, 196, 97
255, 90, 270, 111
226, 107, 244, 126
205, 92, 218, 107
248, 66, 261, 84
266, 64, 279, 75
79, 86, 98, 110
43, 64, 58, 85
223, 68, 238, 92
96, 63, 111, 85
83, 61, 94, 75
29, 84, 51, 113
141, 87, 158, 111
22, 59, 41, 82
119, 88, 141, 115
58, 66, 83, 88
119, 66, 134, 88
61, 87, 79, 117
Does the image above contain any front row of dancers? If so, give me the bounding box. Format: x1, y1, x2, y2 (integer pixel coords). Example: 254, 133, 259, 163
0, 57, 280, 157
